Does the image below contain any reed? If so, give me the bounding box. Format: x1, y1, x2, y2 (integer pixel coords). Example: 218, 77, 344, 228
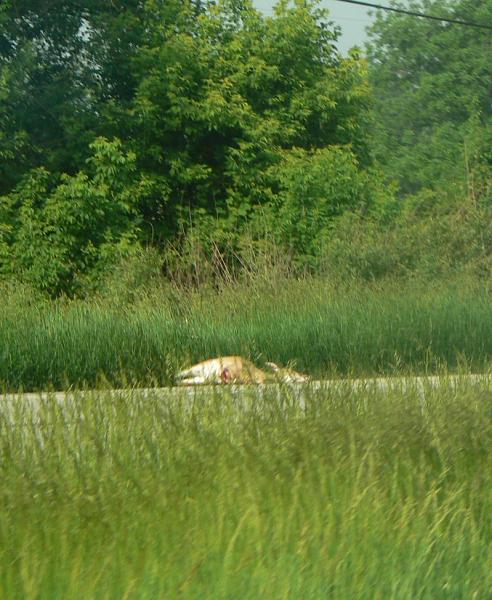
1, 379, 491, 598
1, 277, 492, 390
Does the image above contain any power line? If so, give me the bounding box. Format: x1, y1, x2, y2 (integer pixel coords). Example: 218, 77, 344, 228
332, 0, 492, 31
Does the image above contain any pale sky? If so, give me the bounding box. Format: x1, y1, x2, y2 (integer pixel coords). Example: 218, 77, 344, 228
252, 0, 375, 54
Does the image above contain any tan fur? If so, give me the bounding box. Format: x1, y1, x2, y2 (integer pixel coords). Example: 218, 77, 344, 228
176, 356, 267, 385
264, 362, 310, 383
176, 356, 309, 385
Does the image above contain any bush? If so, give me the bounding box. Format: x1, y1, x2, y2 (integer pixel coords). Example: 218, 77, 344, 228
322, 194, 492, 282
0, 138, 141, 296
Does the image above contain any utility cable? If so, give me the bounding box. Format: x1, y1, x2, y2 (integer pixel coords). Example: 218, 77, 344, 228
332, 0, 492, 31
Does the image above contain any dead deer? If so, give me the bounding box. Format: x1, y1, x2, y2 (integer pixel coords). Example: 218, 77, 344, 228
264, 361, 310, 383
175, 356, 308, 385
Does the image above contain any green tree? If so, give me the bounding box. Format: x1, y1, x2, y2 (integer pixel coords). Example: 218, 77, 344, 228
253, 146, 392, 269
1, 138, 141, 296
367, 0, 492, 196
0, 0, 189, 192
1, 0, 384, 292
127, 0, 373, 244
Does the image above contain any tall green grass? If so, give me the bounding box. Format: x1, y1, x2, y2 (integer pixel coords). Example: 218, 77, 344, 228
1, 277, 492, 390
1, 380, 492, 598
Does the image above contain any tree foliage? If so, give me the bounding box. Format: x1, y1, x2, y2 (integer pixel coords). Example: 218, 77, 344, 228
1, 0, 384, 293
0, 139, 141, 295
1, 0, 492, 294
367, 0, 492, 197
128, 0, 374, 242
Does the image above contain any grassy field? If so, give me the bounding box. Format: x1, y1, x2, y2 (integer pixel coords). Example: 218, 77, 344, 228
1, 379, 492, 598
1, 277, 492, 391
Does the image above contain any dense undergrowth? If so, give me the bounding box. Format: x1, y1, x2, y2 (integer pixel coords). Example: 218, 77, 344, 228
1, 275, 492, 391
1, 380, 492, 598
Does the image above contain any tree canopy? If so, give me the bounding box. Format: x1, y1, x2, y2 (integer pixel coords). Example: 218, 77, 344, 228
1, 0, 490, 295
1, 0, 385, 293
366, 0, 492, 197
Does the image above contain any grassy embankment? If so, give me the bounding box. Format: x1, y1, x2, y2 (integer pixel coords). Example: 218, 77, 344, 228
1, 380, 492, 598
1, 277, 492, 391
